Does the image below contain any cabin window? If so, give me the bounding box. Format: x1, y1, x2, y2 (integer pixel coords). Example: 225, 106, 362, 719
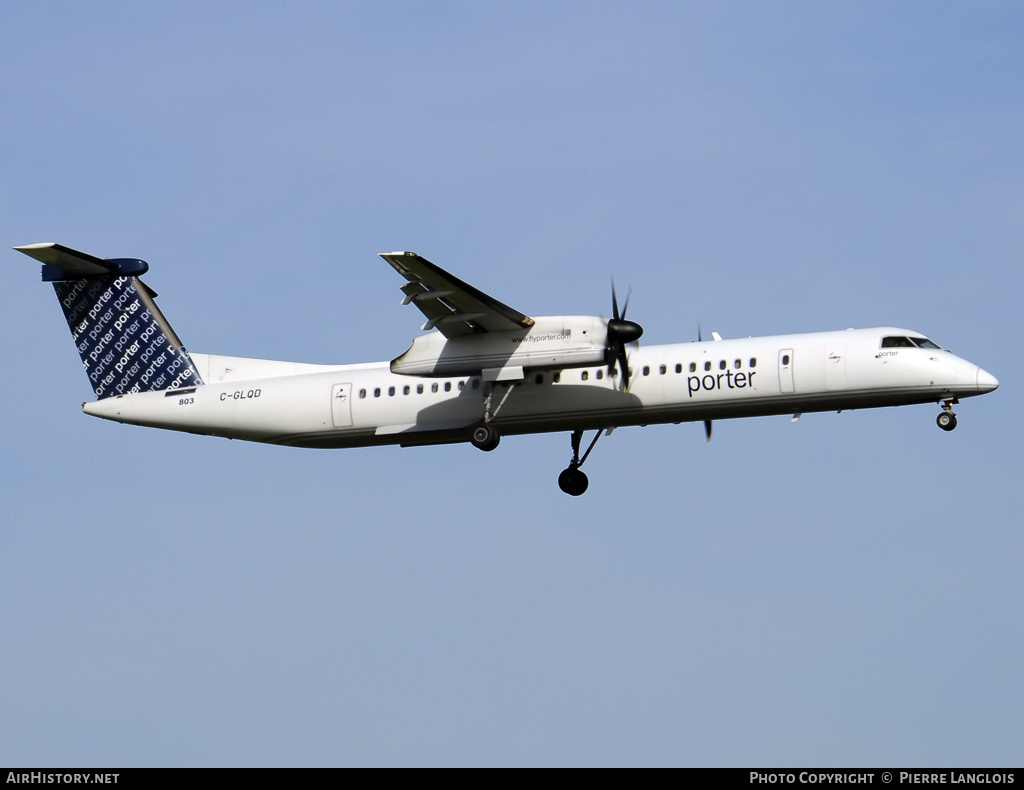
734, 359, 741, 369
782, 354, 790, 365
431, 383, 439, 393
417, 384, 424, 394
403, 385, 410, 395
374, 388, 381, 398
359, 389, 366, 399
881, 336, 916, 348
704, 361, 711, 372
554, 372, 561, 383
659, 364, 667, 375
581, 371, 589, 381
458, 381, 465, 391
675, 363, 682, 374
444, 382, 451, 392
471, 378, 480, 390
689, 362, 697, 373
596, 369, 603, 380
642, 366, 650, 376
388, 386, 396, 396
750, 358, 757, 368
719, 360, 727, 370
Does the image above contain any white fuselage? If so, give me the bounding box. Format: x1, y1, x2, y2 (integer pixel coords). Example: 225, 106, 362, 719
81, 326, 997, 449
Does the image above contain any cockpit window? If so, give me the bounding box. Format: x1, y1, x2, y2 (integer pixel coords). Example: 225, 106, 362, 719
881, 336, 916, 348
881, 336, 943, 350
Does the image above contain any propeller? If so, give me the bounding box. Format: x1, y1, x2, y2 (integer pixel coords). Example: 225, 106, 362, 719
606, 281, 643, 389
698, 320, 712, 441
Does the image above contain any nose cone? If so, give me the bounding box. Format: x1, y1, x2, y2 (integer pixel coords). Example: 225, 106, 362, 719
977, 367, 999, 393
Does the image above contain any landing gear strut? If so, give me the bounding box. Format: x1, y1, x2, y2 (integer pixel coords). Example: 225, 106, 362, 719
558, 429, 603, 496
937, 399, 958, 432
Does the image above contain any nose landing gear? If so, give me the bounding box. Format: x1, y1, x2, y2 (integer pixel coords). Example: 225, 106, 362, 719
558, 429, 604, 496
937, 400, 958, 431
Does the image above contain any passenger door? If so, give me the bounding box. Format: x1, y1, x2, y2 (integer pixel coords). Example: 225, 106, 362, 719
331, 383, 353, 428
779, 350, 795, 394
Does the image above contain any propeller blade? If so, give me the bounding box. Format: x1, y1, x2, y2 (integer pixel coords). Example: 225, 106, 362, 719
621, 286, 633, 320
618, 345, 630, 390
704, 419, 713, 442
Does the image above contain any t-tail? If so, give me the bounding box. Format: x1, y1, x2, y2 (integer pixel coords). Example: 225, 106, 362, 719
16, 242, 204, 399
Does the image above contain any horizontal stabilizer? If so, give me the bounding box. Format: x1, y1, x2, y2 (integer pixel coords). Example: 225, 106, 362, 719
15, 242, 149, 281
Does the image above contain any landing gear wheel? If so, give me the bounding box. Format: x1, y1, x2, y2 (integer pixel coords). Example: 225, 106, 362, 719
470, 423, 500, 451
937, 412, 958, 432
558, 467, 589, 496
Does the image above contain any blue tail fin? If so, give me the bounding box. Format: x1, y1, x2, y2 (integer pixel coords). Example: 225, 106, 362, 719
17, 243, 204, 399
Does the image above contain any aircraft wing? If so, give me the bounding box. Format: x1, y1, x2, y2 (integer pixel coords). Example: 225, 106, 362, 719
380, 251, 535, 338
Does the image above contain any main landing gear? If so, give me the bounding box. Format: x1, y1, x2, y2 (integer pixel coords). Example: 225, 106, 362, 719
937, 399, 958, 432
558, 429, 604, 496
469, 379, 519, 452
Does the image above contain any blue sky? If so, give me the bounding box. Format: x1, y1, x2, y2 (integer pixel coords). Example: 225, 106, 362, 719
3, 2, 1021, 766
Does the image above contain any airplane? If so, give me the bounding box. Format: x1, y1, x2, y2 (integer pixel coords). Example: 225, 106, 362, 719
18, 241, 999, 496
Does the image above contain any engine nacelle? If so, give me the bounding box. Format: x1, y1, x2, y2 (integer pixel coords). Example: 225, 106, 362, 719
391, 316, 610, 377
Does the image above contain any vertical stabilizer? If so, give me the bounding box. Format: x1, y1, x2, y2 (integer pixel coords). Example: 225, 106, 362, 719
17, 243, 204, 399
